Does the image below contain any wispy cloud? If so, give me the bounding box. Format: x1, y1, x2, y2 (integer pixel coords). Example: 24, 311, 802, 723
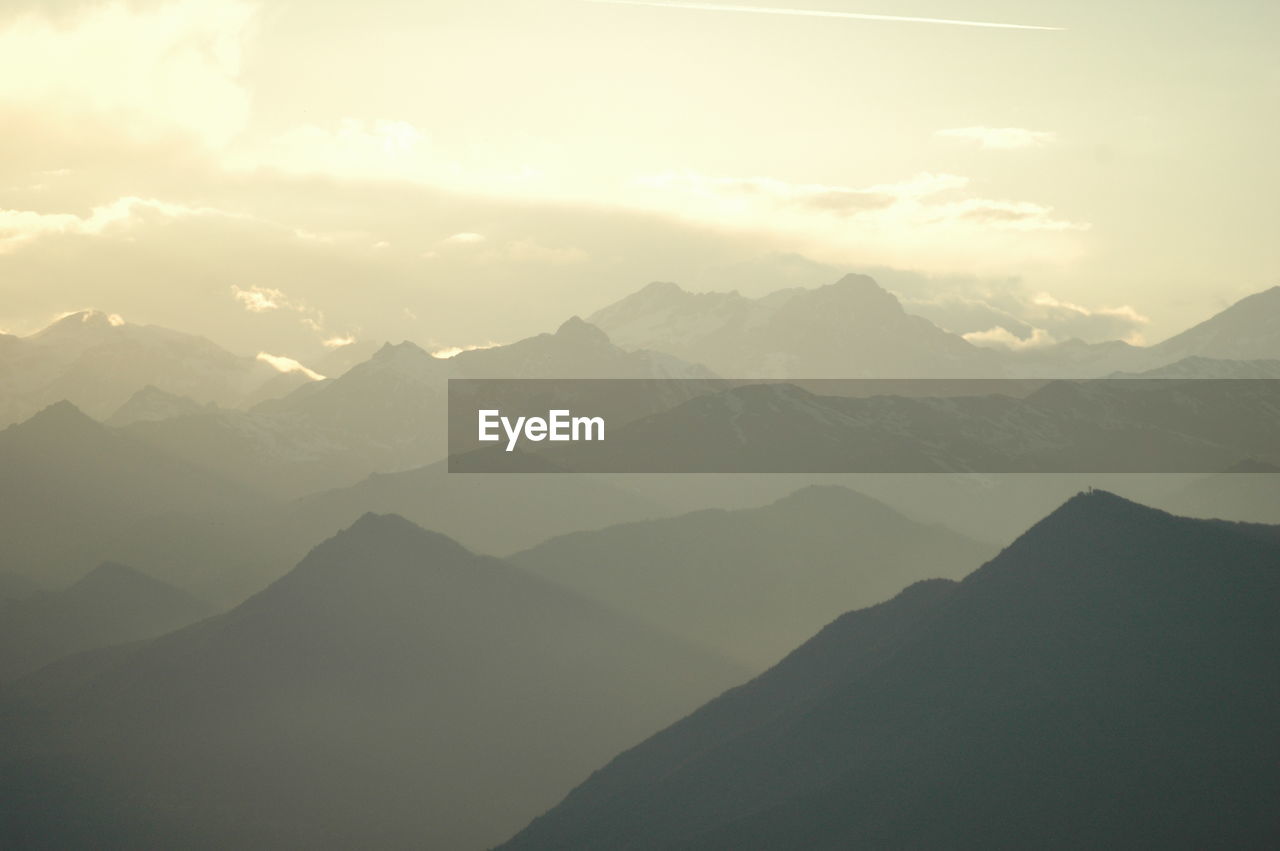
580, 1, 1064, 31
256, 352, 326, 381
937, 127, 1057, 149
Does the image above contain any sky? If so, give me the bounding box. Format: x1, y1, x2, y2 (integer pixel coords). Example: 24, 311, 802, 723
1, 0, 1276, 360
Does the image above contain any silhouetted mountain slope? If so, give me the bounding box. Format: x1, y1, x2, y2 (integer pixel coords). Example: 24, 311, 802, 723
503, 493, 1280, 850
589, 275, 1001, 378
0, 402, 269, 588
1150, 285, 1280, 362
0, 514, 743, 850
511, 486, 994, 668
0, 562, 212, 681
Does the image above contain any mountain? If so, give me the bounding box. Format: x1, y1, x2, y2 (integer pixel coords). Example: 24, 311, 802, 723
106, 384, 213, 426
511, 486, 994, 668
0, 402, 269, 589
1111, 354, 1280, 379
1162, 459, 1280, 525
1149, 285, 1280, 362
0, 514, 744, 850
0, 573, 41, 603
0, 310, 278, 425
290, 453, 669, 557
121, 318, 713, 499
502, 493, 1280, 849
588, 275, 1002, 378
0, 562, 212, 681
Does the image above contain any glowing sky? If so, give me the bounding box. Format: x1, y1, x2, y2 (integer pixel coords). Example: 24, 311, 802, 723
1, 0, 1276, 356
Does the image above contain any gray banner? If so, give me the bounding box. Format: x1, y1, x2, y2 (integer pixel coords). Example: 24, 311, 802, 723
448, 378, 1280, 473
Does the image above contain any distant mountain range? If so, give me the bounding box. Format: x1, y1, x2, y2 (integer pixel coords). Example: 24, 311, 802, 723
117, 317, 713, 498
511, 486, 994, 669
590, 277, 1280, 378
0, 310, 281, 426
0, 514, 743, 850
0, 401, 268, 591
502, 492, 1280, 849
0, 562, 211, 681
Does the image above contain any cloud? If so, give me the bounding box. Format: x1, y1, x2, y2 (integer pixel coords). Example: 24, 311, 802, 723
0, 196, 216, 252
900, 284, 1151, 346
231, 285, 288, 313
442, 232, 486, 245
256, 351, 325, 381
632, 169, 1089, 274
323, 335, 356, 349
963, 326, 1056, 350
936, 127, 1057, 150
430, 342, 502, 359
0, 0, 255, 147
426, 233, 588, 265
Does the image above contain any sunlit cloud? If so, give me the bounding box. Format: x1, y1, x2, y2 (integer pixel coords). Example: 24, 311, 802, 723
632, 169, 1090, 273
0, 196, 215, 253
323, 335, 357, 349
963, 326, 1056, 350
581, 1, 1064, 31
0, 0, 255, 148
256, 351, 325, 381
430, 342, 501, 359
231, 285, 287, 313
902, 286, 1151, 346
937, 127, 1057, 150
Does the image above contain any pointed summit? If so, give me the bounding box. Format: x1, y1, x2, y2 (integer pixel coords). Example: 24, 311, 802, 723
554, 315, 612, 345
6, 400, 100, 438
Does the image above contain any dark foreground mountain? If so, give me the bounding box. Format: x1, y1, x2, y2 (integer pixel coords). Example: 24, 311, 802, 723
0, 514, 742, 850
502, 493, 1280, 850
0, 562, 212, 681
511, 486, 994, 668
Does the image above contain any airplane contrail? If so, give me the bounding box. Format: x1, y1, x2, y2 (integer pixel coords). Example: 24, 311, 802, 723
580, 0, 1065, 31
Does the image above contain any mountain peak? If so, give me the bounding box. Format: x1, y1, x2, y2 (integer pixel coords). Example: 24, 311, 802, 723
11, 400, 98, 434
373, 340, 429, 360
30, 309, 124, 339
337, 512, 474, 560
637, 280, 686, 297
554, 316, 612, 345
71, 561, 155, 594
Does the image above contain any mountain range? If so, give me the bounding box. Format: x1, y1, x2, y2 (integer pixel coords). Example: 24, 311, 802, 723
589, 276, 1280, 378
510, 486, 994, 669
0, 514, 743, 850
0, 310, 281, 427
502, 492, 1280, 849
